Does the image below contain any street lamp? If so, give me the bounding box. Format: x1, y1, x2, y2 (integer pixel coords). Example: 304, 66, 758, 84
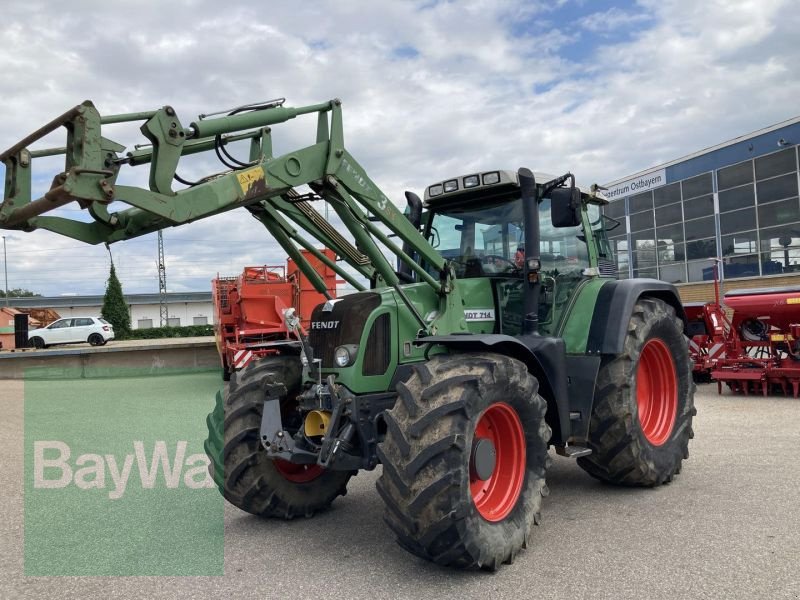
2, 236, 7, 307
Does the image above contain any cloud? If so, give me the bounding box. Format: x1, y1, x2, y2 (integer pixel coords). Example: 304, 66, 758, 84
0, 0, 799, 297
578, 6, 652, 33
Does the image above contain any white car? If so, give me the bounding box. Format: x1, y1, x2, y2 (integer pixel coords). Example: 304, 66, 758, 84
28, 317, 115, 349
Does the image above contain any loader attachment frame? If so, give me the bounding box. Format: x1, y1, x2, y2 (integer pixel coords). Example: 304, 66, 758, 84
0, 98, 464, 334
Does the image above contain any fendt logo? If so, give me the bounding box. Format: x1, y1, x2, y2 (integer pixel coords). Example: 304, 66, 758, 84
311, 320, 340, 330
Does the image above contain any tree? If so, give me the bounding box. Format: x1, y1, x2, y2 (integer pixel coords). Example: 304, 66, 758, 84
0, 288, 40, 298
101, 262, 131, 339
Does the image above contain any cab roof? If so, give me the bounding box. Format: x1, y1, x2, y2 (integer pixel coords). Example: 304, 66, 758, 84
423, 169, 607, 205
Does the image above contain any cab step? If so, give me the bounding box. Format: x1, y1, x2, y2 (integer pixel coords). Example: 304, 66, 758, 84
555, 445, 592, 458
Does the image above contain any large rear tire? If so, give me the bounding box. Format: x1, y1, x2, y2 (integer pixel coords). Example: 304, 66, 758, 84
377, 353, 550, 570
204, 355, 352, 518
577, 297, 696, 486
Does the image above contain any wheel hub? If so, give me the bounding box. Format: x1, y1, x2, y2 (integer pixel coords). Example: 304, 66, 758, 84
273, 459, 324, 483
470, 437, 497, 481
636, 337, 678, 446
469, 402, 526, 522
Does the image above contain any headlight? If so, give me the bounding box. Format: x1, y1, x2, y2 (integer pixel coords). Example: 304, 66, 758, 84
428, 184, 443, 197
463, 174, 479, 188
482, 171, 500, 185
443, 179, 458, 193
334, 346, 352, 367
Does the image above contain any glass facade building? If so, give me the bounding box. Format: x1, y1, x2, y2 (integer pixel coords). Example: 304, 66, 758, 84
604, 117, 800, 285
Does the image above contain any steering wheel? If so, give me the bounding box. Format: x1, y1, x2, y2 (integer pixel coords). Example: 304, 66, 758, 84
481, 254, 519, 272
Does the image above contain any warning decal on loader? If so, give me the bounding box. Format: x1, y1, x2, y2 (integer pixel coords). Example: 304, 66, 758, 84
236, 166, 267, 200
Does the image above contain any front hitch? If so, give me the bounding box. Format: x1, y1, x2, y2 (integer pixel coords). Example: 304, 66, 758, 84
258, 376, 317, 464
315, 376, 356, 468
258, 373, 357, 470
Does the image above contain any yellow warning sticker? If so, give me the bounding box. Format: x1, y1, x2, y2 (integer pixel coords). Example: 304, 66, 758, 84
771, 334, 786, 342
236, 166, 266, 194
787, 297, 800, 304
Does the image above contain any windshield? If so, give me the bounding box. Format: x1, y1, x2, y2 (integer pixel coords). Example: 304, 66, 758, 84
428, 198, 524, 278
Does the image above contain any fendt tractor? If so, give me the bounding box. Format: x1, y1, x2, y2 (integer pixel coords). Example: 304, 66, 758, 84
0, 98, 695, 569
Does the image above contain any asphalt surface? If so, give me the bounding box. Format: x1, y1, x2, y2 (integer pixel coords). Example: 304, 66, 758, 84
2, 380, 799, 600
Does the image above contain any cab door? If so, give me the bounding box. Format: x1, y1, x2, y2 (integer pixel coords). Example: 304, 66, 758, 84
536, 197, 591, 336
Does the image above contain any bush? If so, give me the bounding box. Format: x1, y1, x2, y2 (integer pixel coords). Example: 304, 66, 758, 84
126, 325, 215, 340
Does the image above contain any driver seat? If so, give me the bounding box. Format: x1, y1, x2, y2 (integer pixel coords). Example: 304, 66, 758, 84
464, 258, 483, 278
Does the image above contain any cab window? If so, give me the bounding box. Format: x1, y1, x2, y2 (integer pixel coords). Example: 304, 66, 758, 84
427, 198, 524, 278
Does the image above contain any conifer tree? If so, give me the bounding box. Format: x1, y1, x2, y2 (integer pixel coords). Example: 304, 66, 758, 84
101, 262, 131, 339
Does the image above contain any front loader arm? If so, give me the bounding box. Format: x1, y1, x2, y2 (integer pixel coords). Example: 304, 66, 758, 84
0, 97, 464, 330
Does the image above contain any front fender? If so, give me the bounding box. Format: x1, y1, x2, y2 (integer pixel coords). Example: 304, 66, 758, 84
415, 333, 571, 446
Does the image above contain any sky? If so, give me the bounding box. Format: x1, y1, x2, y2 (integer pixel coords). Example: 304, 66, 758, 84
1, 0, 799, 298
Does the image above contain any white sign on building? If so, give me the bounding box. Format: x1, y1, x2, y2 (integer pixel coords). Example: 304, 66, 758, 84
605, 168, 667, 201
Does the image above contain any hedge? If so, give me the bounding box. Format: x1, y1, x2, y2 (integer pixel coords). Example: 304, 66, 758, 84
123, 324, 215, 340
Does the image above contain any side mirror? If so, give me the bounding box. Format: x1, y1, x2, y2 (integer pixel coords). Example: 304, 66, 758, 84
399, 191, 424, 279
403, 191, 423, 230
550, 187, 582, 228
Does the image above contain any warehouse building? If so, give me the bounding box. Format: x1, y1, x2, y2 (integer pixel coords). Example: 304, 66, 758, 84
9, 292, 213, 329
604, 116, 800, 302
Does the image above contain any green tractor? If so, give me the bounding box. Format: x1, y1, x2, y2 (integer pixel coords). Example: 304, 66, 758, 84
1, 98, 695, 570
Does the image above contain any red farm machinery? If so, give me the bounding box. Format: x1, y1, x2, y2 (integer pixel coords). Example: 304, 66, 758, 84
212, 249, 337, 380
686, 276, 800, 396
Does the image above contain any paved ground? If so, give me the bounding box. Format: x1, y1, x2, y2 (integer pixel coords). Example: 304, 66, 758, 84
1, 380, 798, 600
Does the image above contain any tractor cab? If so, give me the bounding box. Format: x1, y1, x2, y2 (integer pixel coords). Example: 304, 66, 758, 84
421, 169, 612, 335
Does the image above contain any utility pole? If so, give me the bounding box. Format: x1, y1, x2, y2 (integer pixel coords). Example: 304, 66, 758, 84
157, 230, 168, 326
2, 236, 8, 307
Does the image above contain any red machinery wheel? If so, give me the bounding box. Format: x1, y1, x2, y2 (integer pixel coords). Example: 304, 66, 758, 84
636, 338, 678, 446
470, 402, 526, 522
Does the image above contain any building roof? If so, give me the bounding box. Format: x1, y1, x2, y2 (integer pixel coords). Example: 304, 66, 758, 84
605, 114, 800, 187
9, 291, 212, 309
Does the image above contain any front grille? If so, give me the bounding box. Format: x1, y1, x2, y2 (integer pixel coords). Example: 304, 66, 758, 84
308, 327, 335, 366
363, 313, 391, 376
307, 292, 381, 367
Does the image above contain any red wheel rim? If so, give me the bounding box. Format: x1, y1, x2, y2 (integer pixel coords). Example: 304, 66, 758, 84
470, 402, 526, 522
636, 338, 678, 446
273, 459, 324, 483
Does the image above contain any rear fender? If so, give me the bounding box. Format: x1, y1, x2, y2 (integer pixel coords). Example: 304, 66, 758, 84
586, 279, 686, 355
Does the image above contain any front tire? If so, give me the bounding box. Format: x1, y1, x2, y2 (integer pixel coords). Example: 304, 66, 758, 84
221, 358, 231, 382
204, 355, 352, 518
377, 353, 550, 570
577, 297, 696, 486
